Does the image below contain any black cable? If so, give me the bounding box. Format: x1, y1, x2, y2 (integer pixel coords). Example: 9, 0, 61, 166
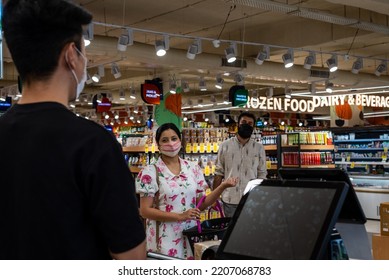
347, 28, 360, 55
217, 4, 236, 40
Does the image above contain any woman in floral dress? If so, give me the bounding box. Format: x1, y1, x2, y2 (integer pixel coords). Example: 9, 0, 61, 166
136, 123, 238, 259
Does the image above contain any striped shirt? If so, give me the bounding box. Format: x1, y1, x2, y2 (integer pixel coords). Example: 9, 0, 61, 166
215, 137, 267, 204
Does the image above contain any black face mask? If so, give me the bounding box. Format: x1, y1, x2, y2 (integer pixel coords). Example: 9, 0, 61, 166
237, 123, 254, 139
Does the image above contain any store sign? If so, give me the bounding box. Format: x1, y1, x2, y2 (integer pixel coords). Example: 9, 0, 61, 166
232, 89, 248, 107
246, 94, 389, 112
141, 83, 161, 105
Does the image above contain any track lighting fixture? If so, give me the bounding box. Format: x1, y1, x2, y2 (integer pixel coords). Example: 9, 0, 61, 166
326, 54, 338, 72
225, 42, 237, 63
351, 57, 363, 74
309, 83, 316, 94
234, 73, 244, 85
199, 77, 207, 91
85, 73, 93, 85
255, 45, 270, 65
282, 49, 294, 68
182, 81, 190, 93
169, 78, 177, 94
155, 35, 169, 57
119, 87, 126, 101
129, 87, 136, 99
91, 73, 100, 83
375, 61, 387, 76
117, 28, 134, 52
97, 65, 105, 78
111, 63, 121, 79
303, 51, 316, 70
212, 40, 220, 48
266, 87, 273, 98
215, 74, 224, 89
186, 39, 202, 60
83, 23, 94, 47
325, 80, 333, 93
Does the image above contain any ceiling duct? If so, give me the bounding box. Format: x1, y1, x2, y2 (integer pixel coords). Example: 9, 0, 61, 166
232, 0, 389, 35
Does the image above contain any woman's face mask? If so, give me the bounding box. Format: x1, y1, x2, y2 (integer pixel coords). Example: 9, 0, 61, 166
159, 141, 181, 157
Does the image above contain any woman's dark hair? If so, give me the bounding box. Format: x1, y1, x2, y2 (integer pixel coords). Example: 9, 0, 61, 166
155, 123, 181, 143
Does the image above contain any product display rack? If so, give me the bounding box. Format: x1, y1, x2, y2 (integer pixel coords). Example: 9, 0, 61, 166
279, 132, 335, 169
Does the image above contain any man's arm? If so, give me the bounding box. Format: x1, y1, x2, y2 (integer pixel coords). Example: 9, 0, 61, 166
110, 240, 146, 260
212, 175, 223, 190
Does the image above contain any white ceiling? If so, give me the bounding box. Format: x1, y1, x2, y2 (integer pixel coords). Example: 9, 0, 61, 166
2, 0, 389, 114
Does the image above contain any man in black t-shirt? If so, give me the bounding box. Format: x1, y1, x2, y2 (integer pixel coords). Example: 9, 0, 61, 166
0, 0, 146, 260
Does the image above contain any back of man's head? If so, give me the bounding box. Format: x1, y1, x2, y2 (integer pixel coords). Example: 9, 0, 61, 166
2, 0, 92, 85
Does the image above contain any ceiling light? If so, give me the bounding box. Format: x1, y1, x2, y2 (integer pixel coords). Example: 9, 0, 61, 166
182, 81, 190, 93
155, 35, 169, 57
326, 54, 338, 72
234, 73, 244, 85
303, 51, 316, 70
351, 57, 363, 74
325, 80, 333, 93
199, 77, 207, 91
255, 45, 269, 65
225, 42, 237, 63
111, 63, 121, 79
186, 39, 202, 60
91, 73, 100, 83
119, 87, 126, 101
129, 88, 136, 99
282, 49, 294, 68
215, 74, 224, 89
85, 73, 93, 85
266, 87, 273, 98
98, 65, 105, 78
117, 28, 134, 52
83, 23, 93, 47
375, 61, 387, 76
309, 83, 316, 94
169, 78, 177, 94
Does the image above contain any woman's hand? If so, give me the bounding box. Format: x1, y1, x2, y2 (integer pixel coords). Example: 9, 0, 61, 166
178, 208, 201, 221
221, 177, 239, 189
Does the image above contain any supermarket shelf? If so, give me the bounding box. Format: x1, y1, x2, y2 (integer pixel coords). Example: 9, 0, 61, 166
122, 146, 159, 153
300, 144, 334, 150
335, 157, 383, 161
264, 145, 277, 151
334, 138, 389, 143
335, 161, 389, 166
282, 165, 300, 168
300, 164, 336, 168
336, 148, 384, 152
130, 166, 142, 173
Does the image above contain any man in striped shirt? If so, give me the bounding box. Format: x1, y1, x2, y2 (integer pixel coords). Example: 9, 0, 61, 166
212, 112, 267, 217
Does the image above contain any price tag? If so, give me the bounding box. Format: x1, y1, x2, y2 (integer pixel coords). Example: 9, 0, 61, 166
206, 143, 212, 153
185, 143, 192, 153
199, 143, 205, 153
350, 162, 355, 168
266, 161, 272, 169
346, 156, 351, 162
192, 143, 199, 153
213, 143, 219, 153
384, 147, 388, 153
204, 165, 211, 176
151, 144, 156, 153
144, 144, 149, 153
382, 155, 387, 162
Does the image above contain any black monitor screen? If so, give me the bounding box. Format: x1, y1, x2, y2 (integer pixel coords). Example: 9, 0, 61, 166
216, 180, 348, 260
278, 168, 366, 224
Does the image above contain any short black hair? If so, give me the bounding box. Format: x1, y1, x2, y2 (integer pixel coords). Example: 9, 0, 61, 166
2, 0, 92, 85
238, 112, 256, 124
155, 123, 181, 143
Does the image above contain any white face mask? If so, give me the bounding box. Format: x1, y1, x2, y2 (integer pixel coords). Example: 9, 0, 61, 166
66, 47, 87, 100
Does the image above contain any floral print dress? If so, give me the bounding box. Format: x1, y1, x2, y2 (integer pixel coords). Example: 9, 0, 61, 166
136, 157, 207, 259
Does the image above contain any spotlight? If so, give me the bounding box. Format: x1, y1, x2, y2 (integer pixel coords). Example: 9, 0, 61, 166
186, 39, 202, 60
282, 49, 294, 68
266, 87, 274, 98
309, 83, 316, 94
91, 73, 100, 83
326, 54, 338, 72
155, 35, 169, 57
234, 73, 244, 85
255, 45, 270, 65
351, 58, 363, 74
303, 52, 316, 70
199, 77, 207, 91
129, 87, 136, 99
83, 23, 93, 47
215, 75, 224, 89
119, 87, 126, 101
111, 63, 121, 79
117, 28, 134, 52
225, 42, 237, 63
85, 73, 93, 85
212, 40, 221, 48
169, 79, 177, 94
182, 81, 190, 93
98, 65, 105, 78
325, 80, 333, 93
375, 61, 387, 76
298, 121, 303, 127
